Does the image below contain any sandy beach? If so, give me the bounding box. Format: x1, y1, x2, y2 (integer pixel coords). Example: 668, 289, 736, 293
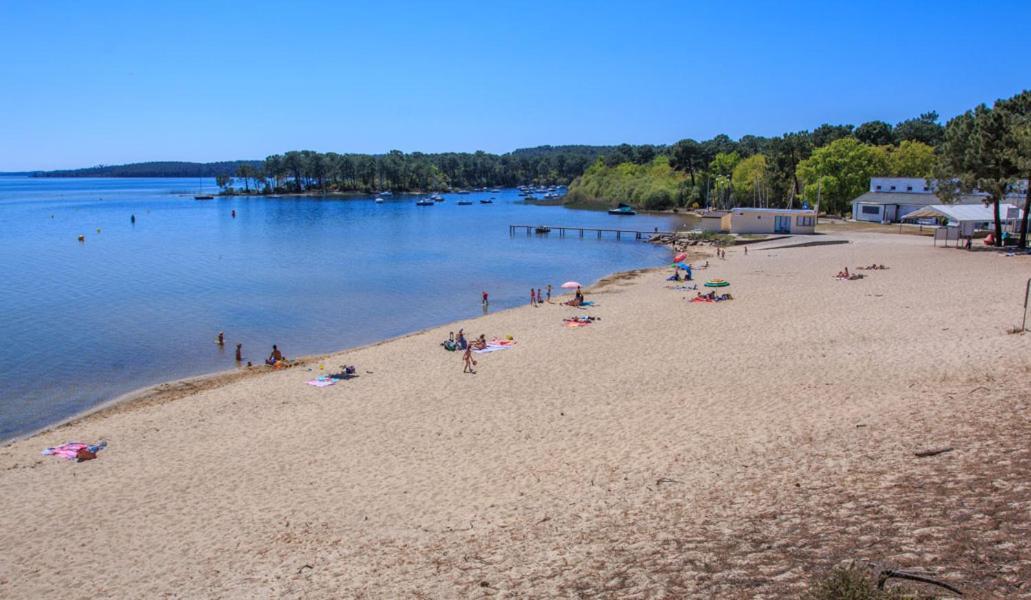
2, 231, 1029, 598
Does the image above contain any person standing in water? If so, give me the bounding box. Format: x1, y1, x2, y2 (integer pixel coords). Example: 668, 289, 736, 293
482, 290, 489, 306
530, 288, 536, 307
235, 343, 242, 362
231, 209, 236, 218
216, 331, 225, 346
130, 214, 135, 224
546, 284, 552, 303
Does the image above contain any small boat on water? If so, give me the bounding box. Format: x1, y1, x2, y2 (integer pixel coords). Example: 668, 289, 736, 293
194, 176, 214, 200
430, 193, 444, 202
457, 200, 473, 205
375, 198, 384, 203
479, 199, 493, 204
456, 189, 470, 194
608, 203, 637, 216
377, 190, 393, 197
534, 226, 551, 234
415, 199, 434, 206
489, 189, 501, 193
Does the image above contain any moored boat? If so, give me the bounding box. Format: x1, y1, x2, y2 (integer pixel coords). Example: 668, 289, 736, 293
608, 203, 637, 215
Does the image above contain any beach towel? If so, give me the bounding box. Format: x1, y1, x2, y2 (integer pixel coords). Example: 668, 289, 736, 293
306, 377, 337, 387
473, 344, 512, 354
690, 297, 714, 303
43, 441, 107, 461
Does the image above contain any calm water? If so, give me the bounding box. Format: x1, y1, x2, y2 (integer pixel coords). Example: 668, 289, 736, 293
0, 177, 682, 441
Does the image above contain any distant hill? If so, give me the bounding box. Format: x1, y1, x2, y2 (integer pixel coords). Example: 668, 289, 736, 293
33, 161, 263, 178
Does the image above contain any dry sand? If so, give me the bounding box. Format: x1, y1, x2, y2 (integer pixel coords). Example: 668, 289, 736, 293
1, 231, 1029, 598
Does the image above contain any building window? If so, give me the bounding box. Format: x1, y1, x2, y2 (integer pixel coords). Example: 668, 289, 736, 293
796, 216, 815, 226
861, 205, 880, 215
876, 185, 882, 190
906, 186, 912, 191
890, 186, 896, 191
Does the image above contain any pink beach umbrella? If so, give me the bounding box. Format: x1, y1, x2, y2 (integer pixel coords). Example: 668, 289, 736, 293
560, 281, 581, 289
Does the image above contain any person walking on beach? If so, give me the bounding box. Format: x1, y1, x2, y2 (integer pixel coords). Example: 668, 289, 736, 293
462, 345, 477, 374
537, 288, 543, 307
546, 284, 552, 303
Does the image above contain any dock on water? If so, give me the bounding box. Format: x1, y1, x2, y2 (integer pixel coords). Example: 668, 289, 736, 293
509, 224, 673, 241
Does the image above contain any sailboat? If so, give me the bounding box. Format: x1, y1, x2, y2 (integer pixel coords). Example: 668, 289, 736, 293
194, 175, 214, 200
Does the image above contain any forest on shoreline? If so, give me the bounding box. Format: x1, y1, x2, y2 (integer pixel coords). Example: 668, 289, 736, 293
21, 91, 1030, 246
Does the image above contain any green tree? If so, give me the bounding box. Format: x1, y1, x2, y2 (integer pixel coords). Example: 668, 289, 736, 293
895, 111, 944, 146
812, 123, 854, 148
855, 120, 894, 145
888, 140, 935, 177
766, 132, 813, 206
1001, 92, 1031, 247
796, 138, 888, 214
670, 138, 705, 186
732, 154, 768, 206
936, 95, 1027, 246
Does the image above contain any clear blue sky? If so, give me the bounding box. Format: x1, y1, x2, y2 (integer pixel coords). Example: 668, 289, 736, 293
2, 0, 1028, 170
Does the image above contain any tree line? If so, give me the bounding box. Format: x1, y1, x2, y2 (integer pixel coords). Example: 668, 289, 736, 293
228, 146, 615, 194
566, 113, 945, 213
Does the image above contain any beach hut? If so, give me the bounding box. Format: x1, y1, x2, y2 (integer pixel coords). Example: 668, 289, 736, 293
725, 208, 817, 235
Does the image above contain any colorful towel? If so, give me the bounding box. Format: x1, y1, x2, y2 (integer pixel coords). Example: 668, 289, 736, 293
306, 377, 337, 387
42, 441, 107, 460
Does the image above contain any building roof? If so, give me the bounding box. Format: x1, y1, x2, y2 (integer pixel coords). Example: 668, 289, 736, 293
730, 207, 816, 214
852, 191, 990, 206
901, 204, 1021, 222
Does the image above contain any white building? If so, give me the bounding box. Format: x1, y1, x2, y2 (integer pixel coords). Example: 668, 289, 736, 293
851, 177, 1027, 223
725, 208, 817, 234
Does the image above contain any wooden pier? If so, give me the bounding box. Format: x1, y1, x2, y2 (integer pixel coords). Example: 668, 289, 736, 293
509, 224, 673, 241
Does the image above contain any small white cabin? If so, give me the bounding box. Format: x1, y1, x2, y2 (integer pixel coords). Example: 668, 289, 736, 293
725, 208, 817, 235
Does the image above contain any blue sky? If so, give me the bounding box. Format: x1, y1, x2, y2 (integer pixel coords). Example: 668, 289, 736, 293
1, 0, 1028, 170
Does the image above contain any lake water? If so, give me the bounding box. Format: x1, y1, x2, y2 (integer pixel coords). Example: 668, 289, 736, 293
0, 177, 683, 441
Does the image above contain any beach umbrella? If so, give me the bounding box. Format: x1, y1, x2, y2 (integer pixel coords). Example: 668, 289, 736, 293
673, 252, 687, 263
561, 281, 581, 289
704, 279, 730, 288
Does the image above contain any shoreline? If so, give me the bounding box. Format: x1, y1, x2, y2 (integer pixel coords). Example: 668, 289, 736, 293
2, 231, 1029, 597
2, 261, 683, 449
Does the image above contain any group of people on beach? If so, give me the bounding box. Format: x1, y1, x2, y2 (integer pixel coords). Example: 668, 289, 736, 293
216, 330, 287, 368
530, 284, 552, 307
835, 267, 864, 281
